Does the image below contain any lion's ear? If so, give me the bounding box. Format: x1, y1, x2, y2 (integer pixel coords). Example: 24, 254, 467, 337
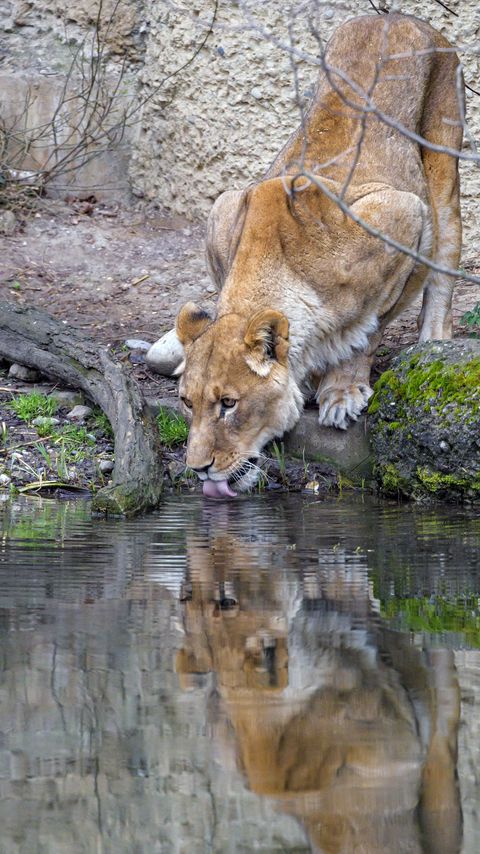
176, 302, 212, 346
244, 309, 289, 376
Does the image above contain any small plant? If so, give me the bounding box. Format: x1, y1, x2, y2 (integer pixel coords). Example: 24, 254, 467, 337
9, 392, 57, 423
461, 303, 480, 338
157, 408, 189, 448
36, 418, 55, 438
92, 408, 113, 438
271, 441, 287, 480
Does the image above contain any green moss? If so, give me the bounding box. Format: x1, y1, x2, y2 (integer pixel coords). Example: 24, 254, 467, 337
370, 356, 480, 425
382, 596, 480, 648
378, 463, 409, 494
416, 467, 480, 494
368, 370, 401, 415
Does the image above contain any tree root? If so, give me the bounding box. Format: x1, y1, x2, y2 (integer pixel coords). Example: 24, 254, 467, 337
0, 301, 164, 515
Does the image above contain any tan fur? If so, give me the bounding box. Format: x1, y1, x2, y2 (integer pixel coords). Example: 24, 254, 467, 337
177, 14, 463, 486
176, 532, 462, 854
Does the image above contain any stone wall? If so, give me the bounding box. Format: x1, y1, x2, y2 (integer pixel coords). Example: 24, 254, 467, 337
130, 0, 480, 259
0, 0, 146, 200
1, 0, 479, 251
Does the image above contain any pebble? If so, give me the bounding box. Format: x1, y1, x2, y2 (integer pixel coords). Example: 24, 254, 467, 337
8, 363, 39, 382
168, 460, 185, 481
49, 390, 85, 408
99, 459, 114, 474
0, 210, 16, 236
66, 405, 93, 422
124, 339, 152, 351
146, 328, 184, 376
32, 416, 61, 427
0, 473, 11, 487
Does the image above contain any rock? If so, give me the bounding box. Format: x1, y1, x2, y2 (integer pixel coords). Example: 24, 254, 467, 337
0, 473, 11, 487
145, 396, 180, 417
146, 329, 184, 376
284, 410, 372, 481
369, 339, 480, 502
124, 338, 152, 351
99, 459, 114, 474
66, 404, 93, 422
32, 416, 61, 427
0, 210, 16, 236
167, 460, 186, 481
8, 363, 39, 382
49, 390, 85, 408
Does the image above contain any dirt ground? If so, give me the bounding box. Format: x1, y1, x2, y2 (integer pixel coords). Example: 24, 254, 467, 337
1, 197, 479, 393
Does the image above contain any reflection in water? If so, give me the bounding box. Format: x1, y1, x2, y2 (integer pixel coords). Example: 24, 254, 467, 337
0, 494, 479, 853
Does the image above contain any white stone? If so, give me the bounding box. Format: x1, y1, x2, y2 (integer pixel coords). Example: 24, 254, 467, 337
66, 405, 93, 421
146, 329, 184, 376
8, 363, 38, 382
0, 473, 11, 487
32, 416, 61, 427
99, 459, 114, 474
124, 338, 152, 351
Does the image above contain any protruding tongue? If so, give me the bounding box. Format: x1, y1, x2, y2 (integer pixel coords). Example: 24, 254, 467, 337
202, 479, 237, 499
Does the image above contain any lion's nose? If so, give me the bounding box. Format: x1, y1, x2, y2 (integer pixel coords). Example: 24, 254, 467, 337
191, 460, 214, 474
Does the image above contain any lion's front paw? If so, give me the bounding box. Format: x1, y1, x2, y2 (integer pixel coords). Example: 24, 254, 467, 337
317, 383, 373, 430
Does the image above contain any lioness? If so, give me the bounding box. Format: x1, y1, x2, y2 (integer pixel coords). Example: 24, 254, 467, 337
174, 14, 463, 497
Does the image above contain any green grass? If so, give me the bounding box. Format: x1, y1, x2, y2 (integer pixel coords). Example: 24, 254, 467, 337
92, 408, 113, 438
9, 392, 58, 423
157, 407, 189, 447
382, 596, 480, 647
462, 302, 480, 338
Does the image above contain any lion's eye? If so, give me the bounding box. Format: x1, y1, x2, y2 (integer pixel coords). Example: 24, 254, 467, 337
221, 397, 237, 409
181, 397, 193, 410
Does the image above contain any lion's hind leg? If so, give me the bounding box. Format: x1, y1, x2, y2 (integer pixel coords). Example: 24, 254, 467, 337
417, 199, 461, 343
417, 38, 463, 342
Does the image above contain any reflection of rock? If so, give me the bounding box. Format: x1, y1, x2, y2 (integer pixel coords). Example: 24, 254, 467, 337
369, 339, 480, 502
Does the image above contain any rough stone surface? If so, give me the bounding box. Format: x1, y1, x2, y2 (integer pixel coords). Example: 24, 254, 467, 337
369, 338, 480, 501
146, 328, 184, 376
0, 209, 17, 235
49, 390, 85, 408
285, 409, 372, 480
8, 363, 39, 382
130, 0, 480, 261
66, 404, 93, 422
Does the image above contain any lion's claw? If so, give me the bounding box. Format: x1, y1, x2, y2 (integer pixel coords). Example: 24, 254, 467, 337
317, 383, 373, 430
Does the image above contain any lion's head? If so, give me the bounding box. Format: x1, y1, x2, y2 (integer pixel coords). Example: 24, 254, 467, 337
176, 303, 303, 496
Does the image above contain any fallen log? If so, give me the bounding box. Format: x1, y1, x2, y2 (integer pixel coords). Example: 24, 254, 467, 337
0, 301, 164, 515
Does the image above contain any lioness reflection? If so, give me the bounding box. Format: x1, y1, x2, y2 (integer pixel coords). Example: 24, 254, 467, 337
176, 522, 462, 854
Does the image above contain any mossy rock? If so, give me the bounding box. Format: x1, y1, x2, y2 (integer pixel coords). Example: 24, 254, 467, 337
368, 339, 480, 503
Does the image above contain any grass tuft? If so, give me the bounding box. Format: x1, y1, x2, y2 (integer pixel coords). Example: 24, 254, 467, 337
9, 392, 58, 423
157, 408, 189, 448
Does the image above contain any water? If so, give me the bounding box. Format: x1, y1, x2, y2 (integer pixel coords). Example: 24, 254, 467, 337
1, 492, 479, 853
